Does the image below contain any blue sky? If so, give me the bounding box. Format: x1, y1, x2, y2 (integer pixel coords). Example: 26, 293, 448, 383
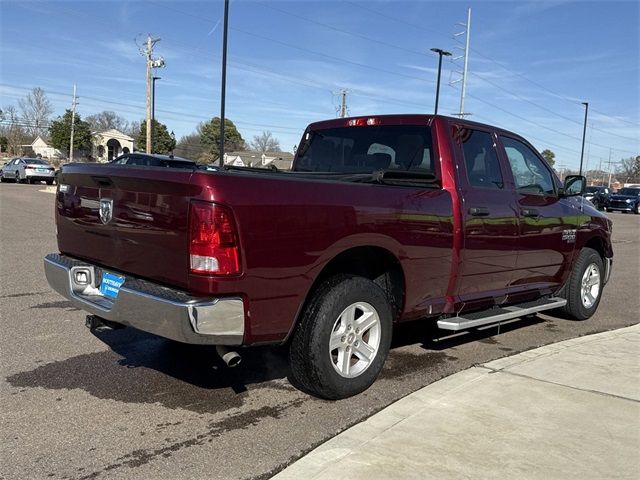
1, 0, 638, 170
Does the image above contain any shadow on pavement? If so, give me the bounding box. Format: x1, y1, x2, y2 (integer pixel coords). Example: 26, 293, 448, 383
6, 326, 293, 414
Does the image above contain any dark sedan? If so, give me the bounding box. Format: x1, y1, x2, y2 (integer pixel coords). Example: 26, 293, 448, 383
583, 186, 611, 210
607, 187, 640, 214
111, 152, 197, 169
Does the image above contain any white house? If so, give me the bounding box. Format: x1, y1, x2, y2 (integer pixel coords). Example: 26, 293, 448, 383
92, 129, 134, 162
223, 151, 294, 170
30, 136, 62, 159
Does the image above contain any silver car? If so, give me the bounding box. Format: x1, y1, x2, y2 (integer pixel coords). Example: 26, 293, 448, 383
0, 157, 55, 184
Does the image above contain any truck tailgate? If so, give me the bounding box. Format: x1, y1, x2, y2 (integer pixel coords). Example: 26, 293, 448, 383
56, 164, 202, 290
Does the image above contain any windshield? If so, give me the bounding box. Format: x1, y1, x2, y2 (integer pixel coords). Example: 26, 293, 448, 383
294, 125, 434, 175
618, 188, 640, 196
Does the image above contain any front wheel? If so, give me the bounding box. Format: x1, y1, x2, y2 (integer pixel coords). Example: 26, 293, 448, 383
559, 247, 604, 320
635, 203, 640, 215
289, 275, 393, 399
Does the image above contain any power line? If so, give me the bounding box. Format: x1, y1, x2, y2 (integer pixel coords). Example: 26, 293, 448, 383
346, 0, 639, 129
7, 3, 638, 157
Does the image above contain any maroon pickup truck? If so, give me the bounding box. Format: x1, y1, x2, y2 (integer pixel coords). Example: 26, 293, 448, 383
44, 115, 612, 399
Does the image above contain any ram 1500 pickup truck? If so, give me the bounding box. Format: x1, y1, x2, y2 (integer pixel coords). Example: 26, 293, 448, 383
44, 115, 613, 399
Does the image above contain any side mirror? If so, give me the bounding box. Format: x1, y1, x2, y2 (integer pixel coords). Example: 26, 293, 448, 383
560, 175, 586, 197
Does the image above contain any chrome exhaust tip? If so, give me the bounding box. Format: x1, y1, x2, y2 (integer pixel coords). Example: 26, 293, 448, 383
216, 345, 242, 367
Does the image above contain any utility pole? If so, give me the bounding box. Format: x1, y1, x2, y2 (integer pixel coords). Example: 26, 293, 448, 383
340, 89, 348, 118
579, 101, 589, 176
69, 84, 77, 162
451, 8, 471, 118
219, 0, 230, 167
337, 89, 350, 118
142, 35, 164, 154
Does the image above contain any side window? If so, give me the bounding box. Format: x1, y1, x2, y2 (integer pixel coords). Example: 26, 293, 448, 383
459, 129, 503, 189
500, 136, 554, 195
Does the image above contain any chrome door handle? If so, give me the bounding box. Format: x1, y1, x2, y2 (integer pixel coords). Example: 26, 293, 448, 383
521, 208, 540, 217
469, 207, 490, 216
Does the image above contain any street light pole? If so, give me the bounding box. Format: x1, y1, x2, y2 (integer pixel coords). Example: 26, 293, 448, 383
430, 48, 451, 115
219, 0, 230, 167
579, 101, 589, 176
152, 76, 161, 154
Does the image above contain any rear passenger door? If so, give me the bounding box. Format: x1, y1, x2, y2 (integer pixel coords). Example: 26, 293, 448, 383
453, 126, 519, 307
498, 135, 576, 294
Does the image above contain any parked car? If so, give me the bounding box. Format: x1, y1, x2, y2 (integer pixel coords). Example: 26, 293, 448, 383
583, 186, 611, 210
0, 160, 9, 178
0, 157, 55, 184
44, 114, 612, 399
606, 187, 640, 214
111, 152, 197, 169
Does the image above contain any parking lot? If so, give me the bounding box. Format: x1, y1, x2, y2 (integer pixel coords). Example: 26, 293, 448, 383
1, 183, 638, 480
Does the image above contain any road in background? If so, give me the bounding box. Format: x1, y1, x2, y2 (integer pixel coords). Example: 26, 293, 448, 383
1, 184, 638, 480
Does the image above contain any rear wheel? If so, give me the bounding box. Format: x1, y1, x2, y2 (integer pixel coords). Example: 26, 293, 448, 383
46, 179, 54, 185
289, 275, 393, 399
559, 247, 604, 320
15, 172, 21, 183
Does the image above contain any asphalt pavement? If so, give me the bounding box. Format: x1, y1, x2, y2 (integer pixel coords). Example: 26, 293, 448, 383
1, 183, 638, 480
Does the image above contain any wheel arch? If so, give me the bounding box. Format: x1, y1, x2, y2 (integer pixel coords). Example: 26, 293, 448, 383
283, 245, 405, 344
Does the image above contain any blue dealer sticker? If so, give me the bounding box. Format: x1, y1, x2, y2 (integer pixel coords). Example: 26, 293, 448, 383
100, 272, 125, 299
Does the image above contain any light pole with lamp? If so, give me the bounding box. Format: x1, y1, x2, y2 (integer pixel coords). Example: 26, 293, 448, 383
579, 101, 589, 177
430, 48, 452, 115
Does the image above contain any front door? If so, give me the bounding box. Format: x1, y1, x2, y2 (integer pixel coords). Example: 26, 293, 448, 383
498, 135, 577, 295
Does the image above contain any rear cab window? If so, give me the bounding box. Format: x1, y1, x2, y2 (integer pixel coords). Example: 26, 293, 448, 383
456, 128, 504, 189
294, 124, 435, 176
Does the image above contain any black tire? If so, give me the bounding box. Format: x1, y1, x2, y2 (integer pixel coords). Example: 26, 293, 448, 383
28, 177, 34, 184
289, 275, 393, 400
15, 172, 21, 183
634, 203, 640, 215
559, 247, 604, 320
46, 179, 54, 185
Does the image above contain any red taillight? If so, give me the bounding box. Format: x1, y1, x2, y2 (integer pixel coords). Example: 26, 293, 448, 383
189, 201, 240, 275
25, 165, 35, 169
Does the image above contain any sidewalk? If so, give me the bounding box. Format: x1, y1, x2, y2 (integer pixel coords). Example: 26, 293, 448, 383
274, 324, 640, 480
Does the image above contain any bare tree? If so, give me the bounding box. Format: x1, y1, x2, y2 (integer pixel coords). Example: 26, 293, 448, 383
1, 105, 28, 154
250, 130, 281, 153
616, 155, 640, 183
125, 120, 141, 140
85, 111, 130, 133
18, 87, 53, 138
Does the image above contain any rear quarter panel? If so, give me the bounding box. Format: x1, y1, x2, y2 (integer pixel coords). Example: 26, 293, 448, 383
190, 171, 455, 343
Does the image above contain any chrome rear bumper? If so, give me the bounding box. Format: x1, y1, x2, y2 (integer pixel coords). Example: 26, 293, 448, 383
43, 254, 245, 345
